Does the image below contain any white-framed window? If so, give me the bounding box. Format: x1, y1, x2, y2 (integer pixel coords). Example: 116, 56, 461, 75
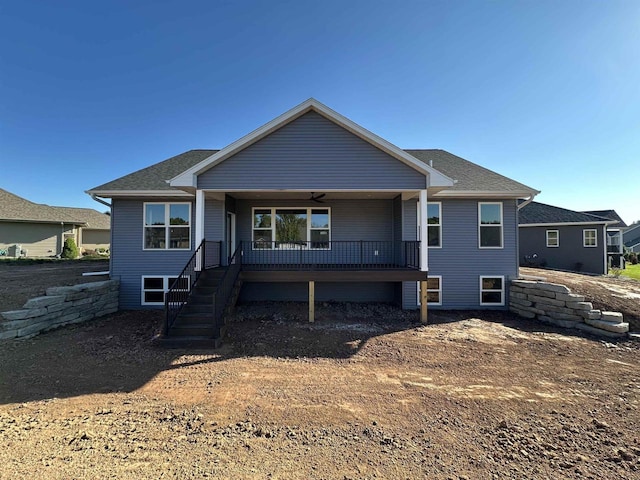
427, 202, 442, 248
546, 230, 559, 247
480, 276, 504, 306
144, 202, 191, 250
583, 229, 597, 247
252, 207, 331, 249
478, 202, 503, 248
141, 275, 190, 305
417, 275, 442, 306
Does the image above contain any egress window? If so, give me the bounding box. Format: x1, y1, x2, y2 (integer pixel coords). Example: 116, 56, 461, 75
144, 203, 191, 250
480, 276, 504, 306
418, 276, 442, 306
252, 207, 330, 249
141, 275, 190, 305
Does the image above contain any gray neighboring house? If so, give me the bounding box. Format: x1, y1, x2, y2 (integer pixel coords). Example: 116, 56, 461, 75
519, 201, 614, 274
87, 98, 539, 315
0, 188, 110, 257
624, 223, 640, 253
582, 209, 627, 267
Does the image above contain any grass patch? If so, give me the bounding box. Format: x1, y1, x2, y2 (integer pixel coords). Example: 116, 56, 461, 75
621, 263, 640, 281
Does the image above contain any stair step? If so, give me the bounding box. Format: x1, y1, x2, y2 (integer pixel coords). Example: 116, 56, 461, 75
170, 324, 217, 337
175, 313, 215, 324
183, 304, 213, 314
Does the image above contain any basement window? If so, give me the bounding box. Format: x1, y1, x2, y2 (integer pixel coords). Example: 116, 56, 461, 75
141, 275, 189, 305
480, 276, 504, 306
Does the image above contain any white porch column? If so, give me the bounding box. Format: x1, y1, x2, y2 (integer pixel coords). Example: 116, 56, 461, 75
419, 189, 428, 272
195, 189, 205, 245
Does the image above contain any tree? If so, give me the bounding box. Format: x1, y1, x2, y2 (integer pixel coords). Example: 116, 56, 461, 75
61, 237, 79, 259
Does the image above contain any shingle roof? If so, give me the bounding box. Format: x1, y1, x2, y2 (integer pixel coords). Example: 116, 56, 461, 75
519, 201, 612, 225
52, 207, 111, 230
581, 210, 627, 228
88, 148, 537, 196
406, 149, 536, 193
89, 150, 217, 192
0, 188, 110, 228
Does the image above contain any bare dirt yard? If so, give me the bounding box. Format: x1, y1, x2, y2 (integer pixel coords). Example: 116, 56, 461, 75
0, 260, 110, 312
1, 303, 639, 479
520, 267, 640, 331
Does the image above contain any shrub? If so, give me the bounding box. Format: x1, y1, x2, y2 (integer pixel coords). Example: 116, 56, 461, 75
630, 252, 638, 265
61, 238, 79, 259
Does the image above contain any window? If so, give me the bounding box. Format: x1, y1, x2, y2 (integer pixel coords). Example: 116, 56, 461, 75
480, 276, 504, 306
546, 230, 559, 247
427, 202, 441, 247
479, 202, 503, 248
418, 276, 442, 306
141, 275, 190, 305
583, 229, 597, 247
144, 203, 191, 250
252, 207, 330, 249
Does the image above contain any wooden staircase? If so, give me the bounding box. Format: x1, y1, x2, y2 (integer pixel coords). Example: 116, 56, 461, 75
164, 267, 243, 346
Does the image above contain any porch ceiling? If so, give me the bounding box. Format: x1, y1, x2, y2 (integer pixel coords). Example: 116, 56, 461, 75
211, 191, 415, 200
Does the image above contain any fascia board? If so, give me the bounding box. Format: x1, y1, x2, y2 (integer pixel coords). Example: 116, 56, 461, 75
86, 190, 194, 198
169, 98, 455, 189
519, 221, 611, 227
431, 190, 540, 199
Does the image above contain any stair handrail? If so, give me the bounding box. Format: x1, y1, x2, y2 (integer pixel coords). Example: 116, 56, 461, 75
211, 242, 243, 336
165, 239, 208, 335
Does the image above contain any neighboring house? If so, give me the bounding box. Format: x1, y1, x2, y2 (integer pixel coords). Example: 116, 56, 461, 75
624, 223, 640, 253
0, 188, 110, 257
519, 201, 614, 274
582, 209, 627, 267
87, 98, 539, 336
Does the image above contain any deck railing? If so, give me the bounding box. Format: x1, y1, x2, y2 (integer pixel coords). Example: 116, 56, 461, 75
242, 240, 420, 270
165, 240, 221, 334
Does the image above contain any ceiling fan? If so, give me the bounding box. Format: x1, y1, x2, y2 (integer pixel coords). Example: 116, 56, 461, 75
309, 192, 326, 203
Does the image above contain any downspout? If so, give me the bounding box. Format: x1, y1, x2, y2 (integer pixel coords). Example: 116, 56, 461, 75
516, 191, 539, 278
517, 191, 539, 211
90, 193, 111, 208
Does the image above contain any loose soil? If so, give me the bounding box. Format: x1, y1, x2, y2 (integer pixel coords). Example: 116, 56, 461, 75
1, 305, 639, 479
520, 267, 640, 331
0, 260, 109, 312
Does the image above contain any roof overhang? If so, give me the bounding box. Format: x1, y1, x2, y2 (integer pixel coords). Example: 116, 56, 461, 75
519, 221, 613, 227
431, 190, 540, 199
169, 98, 455, 190
0, 218, 86, 226
85, 189, 194, 199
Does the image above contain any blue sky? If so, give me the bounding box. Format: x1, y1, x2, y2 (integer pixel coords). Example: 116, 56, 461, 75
1, 1, 638, 224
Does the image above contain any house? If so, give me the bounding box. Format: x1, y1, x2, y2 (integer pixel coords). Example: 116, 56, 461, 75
582, 209, 627, 267
624, 223, 640, 253
518, 201, 615, 274
0, 188, 111, 257
87, 99, 538, 338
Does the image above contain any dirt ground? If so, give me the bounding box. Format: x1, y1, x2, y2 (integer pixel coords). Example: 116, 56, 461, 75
1, 305, 639, 479
0, 260, 110, 312
520, 267, 640, 331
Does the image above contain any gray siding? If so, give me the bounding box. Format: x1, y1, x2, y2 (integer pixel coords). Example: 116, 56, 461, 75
111, 198, 196, 309
240, 282, 396, 303
519, 225, 607, 274
403, 198, 519, 310
197, 112, 427, 190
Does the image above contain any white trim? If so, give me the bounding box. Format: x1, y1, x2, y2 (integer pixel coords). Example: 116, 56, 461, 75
226, 211, 236, 261
583, 228, 597, 248
195, 190, 205, 245
417, 275, 442, 306
141, 275, 190, 306
520, 221, 610, 227
143, 202, 192, 251
169, 98, 455, 189
87, 190, 193, 198
251, 207, 331, 250
432, 190, 539, 199
418, 190, 428, 271
546, 229, 559, 248
479, 275, 505, 306
478, 202, 503, 249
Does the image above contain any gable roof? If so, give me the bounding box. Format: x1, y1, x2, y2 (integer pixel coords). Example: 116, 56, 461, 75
519, 201, 615, 226
169, 98, 455, 190
581, 209, 627, 228
0, 188, 110, 228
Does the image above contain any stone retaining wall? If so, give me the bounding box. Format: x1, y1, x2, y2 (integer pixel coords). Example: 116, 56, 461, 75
0, 280, 119, 340
510, 280, 629, 338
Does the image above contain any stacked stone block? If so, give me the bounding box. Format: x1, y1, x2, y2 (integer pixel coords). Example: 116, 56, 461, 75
510, 280, 629, 338
0, 280, 119, 340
